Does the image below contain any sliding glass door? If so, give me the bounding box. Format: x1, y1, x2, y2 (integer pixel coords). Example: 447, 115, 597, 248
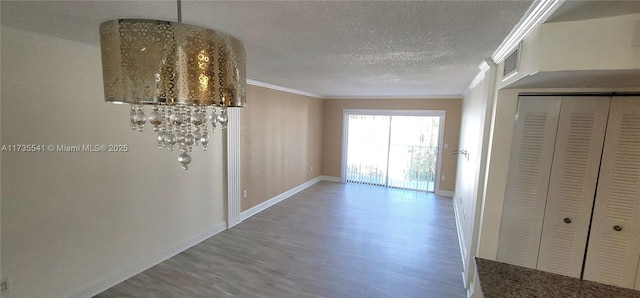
343, 110, 444, 192
345, 114, 390, 186
387, 116, 440, 191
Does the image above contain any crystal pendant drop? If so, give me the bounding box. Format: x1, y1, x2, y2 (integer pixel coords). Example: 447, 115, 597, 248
169, 111, 184, 126
191, 109, 206, 126
184, 134, 195, 146
133, 105, 147, 132
157, 129, 169, 149
192, 131, 202, 147
176, 131, 186, 147
149, 106, 163, 130
210, 108, 218, 133
217, 108, 228, 129
129, 106, 138, 130
201, 137, 209, 150
178, 153, 191, 171
165, 133, 177, 151
200, 127, 209, 150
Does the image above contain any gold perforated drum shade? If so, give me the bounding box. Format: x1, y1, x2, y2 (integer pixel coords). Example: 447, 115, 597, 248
99, 19, 246, 107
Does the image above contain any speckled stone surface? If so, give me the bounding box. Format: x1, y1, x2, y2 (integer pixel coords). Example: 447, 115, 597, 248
475, 257, 640, 298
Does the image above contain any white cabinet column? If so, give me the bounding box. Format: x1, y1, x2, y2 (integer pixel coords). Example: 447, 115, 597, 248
226, 107, 242, 228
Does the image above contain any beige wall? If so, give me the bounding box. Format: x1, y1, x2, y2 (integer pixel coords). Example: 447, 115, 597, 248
240, 85, 324, 211
321, 98, 462, 192
1, 27, 226, 297
454, 78, 486, 278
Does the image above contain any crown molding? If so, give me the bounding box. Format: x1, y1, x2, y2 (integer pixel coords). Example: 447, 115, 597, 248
466, 58, 497, 95
479, 59, 494, 73
465, 0, 564, 94
322, 95, 462, 100
492, 0, 565, 64
467, 71, 487, 97
247, 79, 461, 100
247, 79, 324, 98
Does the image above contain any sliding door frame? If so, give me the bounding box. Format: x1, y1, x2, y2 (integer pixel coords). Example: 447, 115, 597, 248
341, 109, 446, 192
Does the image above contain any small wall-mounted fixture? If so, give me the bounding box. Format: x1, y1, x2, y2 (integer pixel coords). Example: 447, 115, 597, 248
451, 149, 469, 160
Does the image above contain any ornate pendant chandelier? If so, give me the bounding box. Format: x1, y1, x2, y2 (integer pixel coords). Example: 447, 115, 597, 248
99, 1, 246, 170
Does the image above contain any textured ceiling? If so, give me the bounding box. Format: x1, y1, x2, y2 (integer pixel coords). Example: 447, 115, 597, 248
1, 0, 534, 98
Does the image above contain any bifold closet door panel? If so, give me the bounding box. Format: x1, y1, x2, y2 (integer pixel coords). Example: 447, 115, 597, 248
584, 97, 640, 289
536, 97, 611, 278
497, 96, 561, 268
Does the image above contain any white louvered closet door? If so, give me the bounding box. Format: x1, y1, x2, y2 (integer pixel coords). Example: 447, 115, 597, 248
583, 97, 640, 289
536, 97, 611, 278
497, 96, 561, 268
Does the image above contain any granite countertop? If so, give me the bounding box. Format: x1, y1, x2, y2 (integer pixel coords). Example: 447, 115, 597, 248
475, 257, 640, 298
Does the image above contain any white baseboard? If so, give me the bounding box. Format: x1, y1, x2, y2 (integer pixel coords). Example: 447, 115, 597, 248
241, 176, 325, 220
436, 189, 455, 197
320, 175, 341, 182
227, 216, 242, 229
470, 269, 481, 298
453, 201, 468, 289
65, 222, 227, 298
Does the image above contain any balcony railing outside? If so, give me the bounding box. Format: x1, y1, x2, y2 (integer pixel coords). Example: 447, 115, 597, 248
347, 145, 438, 192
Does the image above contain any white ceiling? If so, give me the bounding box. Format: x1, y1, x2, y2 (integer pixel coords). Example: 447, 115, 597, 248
1, 0, 535, 98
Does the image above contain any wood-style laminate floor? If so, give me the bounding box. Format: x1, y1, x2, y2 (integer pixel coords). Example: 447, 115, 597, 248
96, 181, 466, 298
